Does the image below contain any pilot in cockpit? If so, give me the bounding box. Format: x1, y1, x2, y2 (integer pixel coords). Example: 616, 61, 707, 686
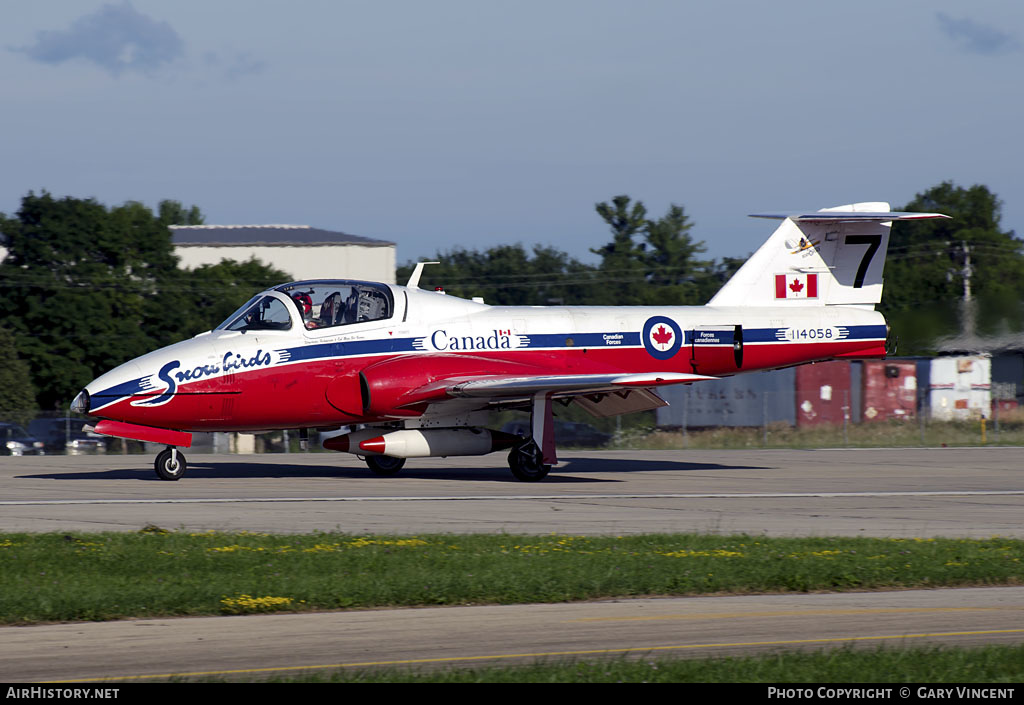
292, 292, 317, 329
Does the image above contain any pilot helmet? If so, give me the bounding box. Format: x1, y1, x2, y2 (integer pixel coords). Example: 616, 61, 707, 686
293, 293, 313, 316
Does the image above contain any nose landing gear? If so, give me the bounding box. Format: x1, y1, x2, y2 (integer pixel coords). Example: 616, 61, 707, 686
154, 446, 187, 481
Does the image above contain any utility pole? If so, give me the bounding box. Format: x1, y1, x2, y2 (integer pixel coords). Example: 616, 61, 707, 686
960, 240, 976, 340
962, 240, 972, 303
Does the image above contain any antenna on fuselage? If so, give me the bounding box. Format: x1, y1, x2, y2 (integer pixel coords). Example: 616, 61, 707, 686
406, 261, 440, 289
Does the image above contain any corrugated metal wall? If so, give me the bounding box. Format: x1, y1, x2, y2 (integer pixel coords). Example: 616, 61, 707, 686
861, 360, 917, 422
655, 368, 795, 428
795, 361, 852, 427
991, 353, 1023, 409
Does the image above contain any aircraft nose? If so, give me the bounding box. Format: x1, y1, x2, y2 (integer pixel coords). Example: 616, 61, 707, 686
70, 389, 90, 414
77, 361, 143, 414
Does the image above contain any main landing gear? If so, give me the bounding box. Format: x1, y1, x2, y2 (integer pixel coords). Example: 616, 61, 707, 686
154, 446, 187, 481
507, 439, 550, 482
365, 455, 406, 476
506, 392, 556, 482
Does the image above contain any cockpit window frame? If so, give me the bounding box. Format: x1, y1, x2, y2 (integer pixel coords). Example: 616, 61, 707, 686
215, 295, 262, 331
275, 280, 396, 332
217, 292, 295, 333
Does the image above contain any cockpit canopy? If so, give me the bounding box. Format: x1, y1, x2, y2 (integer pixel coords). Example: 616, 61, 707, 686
216, 280, 394, 332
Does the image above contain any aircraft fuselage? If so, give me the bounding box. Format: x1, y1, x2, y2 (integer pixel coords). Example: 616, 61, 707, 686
81, 284, 885, 432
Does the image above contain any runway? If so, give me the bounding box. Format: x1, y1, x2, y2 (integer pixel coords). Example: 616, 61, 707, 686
2, 448, 1023, 537
2, 588, 1023, 682
2, 447, 1023, 681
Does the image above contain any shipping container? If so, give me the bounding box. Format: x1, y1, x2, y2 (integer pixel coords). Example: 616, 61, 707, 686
991, 352, 1024, 405
795, 361, 852, 427
655, 368, 796, 428
928, 355, 991, 420
861, 360, 917, 422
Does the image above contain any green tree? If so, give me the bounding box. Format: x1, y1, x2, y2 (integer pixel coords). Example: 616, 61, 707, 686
397, 244, 601, 306
641, 203, 710, 305
0, 193, 183, 408
590, 195, 649, 305
696, 255, 745, 303
397, 196, 723, 308
592, 196, 711, 306
882, 182, 1024, 353
0, 328, 36, 424
176, 258, 292, 334
158, 199, 205, 226
0, 192, 288, 409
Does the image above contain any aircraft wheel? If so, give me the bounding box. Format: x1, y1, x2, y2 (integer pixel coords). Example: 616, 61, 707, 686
366, 455, 405, 476
154, 448, 187, 481
508, 441, 550, 482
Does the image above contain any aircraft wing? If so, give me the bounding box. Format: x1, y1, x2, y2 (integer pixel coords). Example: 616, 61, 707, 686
353, 354, 719, 420
410, 370, 717, 419
446, 371, 714, 398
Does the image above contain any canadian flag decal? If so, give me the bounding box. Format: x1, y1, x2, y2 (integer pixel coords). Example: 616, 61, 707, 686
775, 273, 818, 299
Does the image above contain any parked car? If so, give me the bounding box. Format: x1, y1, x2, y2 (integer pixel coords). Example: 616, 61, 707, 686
500, 420, 612, 448
28, 417, 106, 455
0, 422, 45, 456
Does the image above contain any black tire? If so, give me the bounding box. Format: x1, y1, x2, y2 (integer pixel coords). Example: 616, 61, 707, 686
366, 455, 406, 476
508, 441, 551, 482
154, 448, 187, 481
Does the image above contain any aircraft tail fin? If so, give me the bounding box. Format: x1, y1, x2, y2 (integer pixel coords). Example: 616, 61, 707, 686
707, 202, 949, 308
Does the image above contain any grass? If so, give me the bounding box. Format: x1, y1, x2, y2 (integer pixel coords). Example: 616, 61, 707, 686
613, 417, 1024, 450
194, 645, 1024, 683
1, 531, 1021, 624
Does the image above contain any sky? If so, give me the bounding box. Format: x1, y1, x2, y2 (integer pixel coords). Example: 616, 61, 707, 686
2, 1, 1022, 269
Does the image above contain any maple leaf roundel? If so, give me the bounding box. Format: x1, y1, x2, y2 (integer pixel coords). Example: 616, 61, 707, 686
642, 316, 683, 360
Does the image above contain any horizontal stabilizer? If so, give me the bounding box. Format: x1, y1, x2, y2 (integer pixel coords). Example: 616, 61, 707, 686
709, 202, 949, 309
750, 211, 949, 222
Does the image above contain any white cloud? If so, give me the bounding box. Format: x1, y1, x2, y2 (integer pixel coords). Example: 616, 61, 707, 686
936, 13, 1021, 56
15, 1, 184, 76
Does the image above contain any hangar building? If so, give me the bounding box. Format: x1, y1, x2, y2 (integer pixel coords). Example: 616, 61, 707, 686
2, 225, 398, 284
170, 224, 397, 283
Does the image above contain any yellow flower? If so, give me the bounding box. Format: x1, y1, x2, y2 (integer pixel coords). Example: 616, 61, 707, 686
220, 594, 295, 614
658, 549, 744, 558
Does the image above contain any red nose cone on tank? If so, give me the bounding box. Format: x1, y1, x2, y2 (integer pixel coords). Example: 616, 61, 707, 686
358, 436, 387, 454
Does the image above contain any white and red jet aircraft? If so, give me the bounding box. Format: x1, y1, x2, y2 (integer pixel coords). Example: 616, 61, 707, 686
71, 202, 946, 481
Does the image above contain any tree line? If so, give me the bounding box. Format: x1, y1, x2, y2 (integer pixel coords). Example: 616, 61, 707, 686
0, 192, 288, 419
397, 195, 743, 307
401, 182, 1022, 356
1, 181, 1020, 420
